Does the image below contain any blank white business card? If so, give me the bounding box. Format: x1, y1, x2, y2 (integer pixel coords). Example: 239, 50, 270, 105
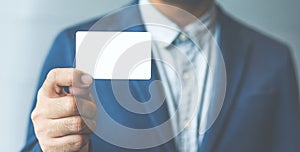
76, 32, 152, 80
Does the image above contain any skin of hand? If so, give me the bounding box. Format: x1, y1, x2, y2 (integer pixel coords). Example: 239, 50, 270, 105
31, 68, 97, 152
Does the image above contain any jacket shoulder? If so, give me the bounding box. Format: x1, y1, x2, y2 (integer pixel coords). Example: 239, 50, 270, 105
226, 11, 291, 55
58, 17, 103, 41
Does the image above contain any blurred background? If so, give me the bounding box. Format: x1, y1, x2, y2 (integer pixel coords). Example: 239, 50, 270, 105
0, 0, 299, 151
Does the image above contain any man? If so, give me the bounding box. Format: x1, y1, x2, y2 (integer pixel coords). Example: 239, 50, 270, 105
22, 0, 300, 151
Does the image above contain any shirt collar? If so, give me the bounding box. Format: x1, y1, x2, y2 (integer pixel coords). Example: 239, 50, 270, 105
139, 0, 179, 47
139, 0, 217, 48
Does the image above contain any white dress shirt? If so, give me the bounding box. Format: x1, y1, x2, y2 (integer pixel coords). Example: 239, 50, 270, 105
139, 0, 221, 151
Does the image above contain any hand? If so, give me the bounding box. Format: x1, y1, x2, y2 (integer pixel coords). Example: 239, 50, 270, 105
31, 68, 97, 152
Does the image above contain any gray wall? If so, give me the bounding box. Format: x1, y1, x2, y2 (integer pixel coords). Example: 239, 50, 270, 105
0, 0, 299, 151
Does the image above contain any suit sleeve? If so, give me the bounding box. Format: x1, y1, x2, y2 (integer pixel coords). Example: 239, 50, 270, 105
273, 48, 300, 152
21, 30, 75, 152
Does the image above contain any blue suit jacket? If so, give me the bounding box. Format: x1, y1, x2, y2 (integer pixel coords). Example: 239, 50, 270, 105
22, 1, 300, 152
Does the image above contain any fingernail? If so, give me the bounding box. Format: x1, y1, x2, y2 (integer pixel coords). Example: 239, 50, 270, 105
81, 74, 93, 85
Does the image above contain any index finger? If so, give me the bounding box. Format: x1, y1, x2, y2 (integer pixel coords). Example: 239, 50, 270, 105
41, 68, 93, 97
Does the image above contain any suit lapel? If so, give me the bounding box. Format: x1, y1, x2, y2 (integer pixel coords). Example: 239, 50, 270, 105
129, 61, 177, 151
101, 1, 177, 150
199, 7, 252, 152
